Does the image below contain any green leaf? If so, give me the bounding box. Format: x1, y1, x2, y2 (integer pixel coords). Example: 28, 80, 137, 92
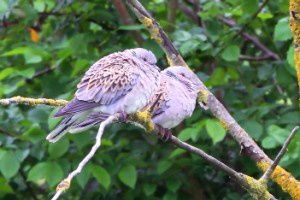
17, 68, 35, 79
205, 119, 226, 144
157, 160, 172, 174
76, 168, 91, 189
267, 125, 290, 144
262, 136, 278, 149
221, 45, 240, 61
118, 24, 144, 30
242, 120, 263, 140
143, 183, 156, 196
48, 138, 69, 159
0, 68, 15, 81
163, 191, 177, 200
242, 0, 258, 15
167, 178, 181, 192
274, 17, 292, 41
0, 177, 13, 197
33, 0, 46, 12
118, 164, 137, 188
28, 162, 63, 187
91, 165, 111, 190
178, 128, 194, 141
22, 124, 45, 143
0, 151, 20, 179
287, 45, 296, 73
169, 149, 186, 159
258, 13, 274, 20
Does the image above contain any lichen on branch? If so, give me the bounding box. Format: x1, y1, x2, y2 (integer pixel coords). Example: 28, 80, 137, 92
289, 0, 300, 91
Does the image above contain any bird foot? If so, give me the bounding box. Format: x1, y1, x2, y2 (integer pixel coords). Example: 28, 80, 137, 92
156, 125, 172, 142
119, 111, 128, 122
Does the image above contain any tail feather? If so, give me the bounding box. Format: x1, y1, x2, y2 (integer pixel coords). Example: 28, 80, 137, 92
46, 116, 75, 143
69, 113, 109, 134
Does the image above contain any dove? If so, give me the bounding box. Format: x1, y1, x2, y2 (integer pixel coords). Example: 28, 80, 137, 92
46, 48, 160, 143
147, 66, 201, 140
74, 66, 201, 141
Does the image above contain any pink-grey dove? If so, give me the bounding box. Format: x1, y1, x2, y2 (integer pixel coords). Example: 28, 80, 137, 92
73, 66, 201, 141
147, 66, 201, 140
46, 48, 160, 143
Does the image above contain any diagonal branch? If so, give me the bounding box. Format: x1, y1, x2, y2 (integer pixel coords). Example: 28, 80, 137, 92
178, 2, 279, 61
125, 0, 300, 199
0, 97, 277, 199
51, 115, 118, 200
260, 126, 299, 183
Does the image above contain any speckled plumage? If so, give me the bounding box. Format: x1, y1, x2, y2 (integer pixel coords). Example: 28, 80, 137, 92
148, 66, 201, 131
47, 48, 160, 143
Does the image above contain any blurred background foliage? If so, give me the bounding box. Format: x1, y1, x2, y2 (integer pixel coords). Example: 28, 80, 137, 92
0, 0, 299, 199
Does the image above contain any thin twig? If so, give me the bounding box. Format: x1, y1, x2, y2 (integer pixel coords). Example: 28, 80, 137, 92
0, 96, 68, 106
219, 17, 280, 60
237, 0, 270, 36
51, 115, 117, 200
178, 2, 279, 61
260, 126, 300, 182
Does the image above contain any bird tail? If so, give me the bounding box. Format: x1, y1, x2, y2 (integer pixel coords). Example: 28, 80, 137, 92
46, 116, 76, 143
69, 113, 109, 134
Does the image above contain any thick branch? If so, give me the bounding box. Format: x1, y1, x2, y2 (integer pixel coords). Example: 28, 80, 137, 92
0, 96, 276, 199
126, 0, 188, 67
126, 0, 300, 199
289, 0, 300, 100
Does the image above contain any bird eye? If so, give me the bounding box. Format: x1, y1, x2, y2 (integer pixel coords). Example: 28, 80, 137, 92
143, 58, 147, 62
180, 73, 186, 77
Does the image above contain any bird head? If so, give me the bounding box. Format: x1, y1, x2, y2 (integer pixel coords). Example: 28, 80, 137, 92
164, 66, 201, 92
126, 48, 157, 65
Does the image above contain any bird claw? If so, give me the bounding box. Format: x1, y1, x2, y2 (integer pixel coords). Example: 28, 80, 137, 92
119, 111, 128, 122
157, 126, 172, 142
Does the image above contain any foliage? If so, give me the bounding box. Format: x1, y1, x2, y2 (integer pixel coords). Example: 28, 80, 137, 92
0, 0, 299, 199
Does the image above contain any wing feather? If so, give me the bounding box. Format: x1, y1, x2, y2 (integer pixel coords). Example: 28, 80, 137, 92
75, 53, 141, 105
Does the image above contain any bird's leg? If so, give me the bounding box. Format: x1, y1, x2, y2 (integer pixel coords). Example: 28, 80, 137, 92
156, 125, 172, 142
119, 111, 128, 122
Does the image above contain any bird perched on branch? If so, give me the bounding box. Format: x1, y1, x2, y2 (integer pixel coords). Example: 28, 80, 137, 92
46, 48, 160, 143
147, 66, 201, 140
74, 66, 201, 141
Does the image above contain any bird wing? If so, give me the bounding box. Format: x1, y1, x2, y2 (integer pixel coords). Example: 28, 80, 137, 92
75, 53, 141, 105
53, 98, 99, 117
148, 77, 170, 118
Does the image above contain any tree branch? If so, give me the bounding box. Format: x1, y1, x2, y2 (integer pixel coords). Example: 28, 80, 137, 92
125, 0, 300, 199
289, 0, 300, 104
0, 96, 68, 106
219, 17, 280, 61
51, 115, 118, 200
0, 97, 277, 199
177, 2, 279, 61
260, 126, 299, 183
237, 0, 270, 36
